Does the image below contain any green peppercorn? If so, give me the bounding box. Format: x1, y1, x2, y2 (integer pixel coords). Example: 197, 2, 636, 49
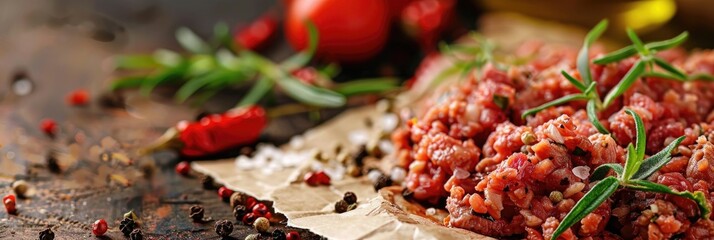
549, 191, 564, 203
521, 132, 537, 145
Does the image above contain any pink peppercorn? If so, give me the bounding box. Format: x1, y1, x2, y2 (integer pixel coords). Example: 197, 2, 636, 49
92, 219, 108, 236
286, 231, 301, 240
175, 161, 191, 176
252, 203, 268, 216
218, 187, 233, 200
3, 194, 16, 214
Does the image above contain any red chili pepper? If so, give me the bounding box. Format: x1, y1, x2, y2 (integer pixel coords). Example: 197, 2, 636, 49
235, 15, 278, 51
143, 106, 267, 157
67, 89, 90, 106
3, 194, 16, 214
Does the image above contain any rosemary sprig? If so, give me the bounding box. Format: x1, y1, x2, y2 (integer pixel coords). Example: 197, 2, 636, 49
521, 20, 697, 136
110, 22, 399, 108
551, 110, 711, 240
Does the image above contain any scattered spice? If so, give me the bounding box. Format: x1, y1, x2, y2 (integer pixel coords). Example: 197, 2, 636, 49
38, 228, 54, 240
129, 229, 143, 240
218, 186, 234, 201
66, 89, 90, 106
245, 233, 260, 240
549, 191, 563, 203
119, 217, 137, 236
521, 132, 537, 145
373, 172, 392, 191
242, 212, 258, 225
230, 192, 247, 208
40, 119, 57, 137
390, 167, 407, 183
343, 192, 357, 204
347, 165, 362, 177
109, 174, 132, 187
92, 219, 108, 236
304, 170, 331, 186
252, 203, 268, 217
214, 219, 234, 237
201, 175, 216, 189
233, 205, 248, 222
272, 229, 287, 240
334, 200, 349, 213
189, 205, 205, 222
347, 203, 358, 211
3, 194, 16, 214
245, 196, 257, 209
286, 231, 301, 240
47, 154, 61, 173
11, 180, 30, 198
253, 217, 270, 233
123, 210, 139, 222
175, 161, 191, 176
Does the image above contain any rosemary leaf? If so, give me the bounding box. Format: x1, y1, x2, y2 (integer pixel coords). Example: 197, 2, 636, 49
281, 21, 319, 71
552, 176, 619, 240
646, 31, 688, 52
176, 27, 212, 54
238, 77, 274, 107
626, 109, 647, 164
275, 76, 346, 107
114, 55, 159, 70
602, 60, 646, 108
622, 144, 639, 182
586, 99, 610, 134
593, 46, 637, 65
632, 136, 685, 180
626, 180, 711, 219
175, 70, 242, 103
590, 163, 623, 181
521, 94, 590, 118
561, 70, 587, 92
652, 57, 687, 80
642, 71, 688, 81
626, 28, 648, 56
333, 78, 400, 97
153, 49, 183, 67
110, 76, 147, 91
689, 73, 714, 82
140, 65, 187, 96
578, 19, 608, 85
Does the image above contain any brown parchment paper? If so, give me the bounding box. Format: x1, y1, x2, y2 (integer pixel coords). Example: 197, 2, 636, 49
193, 13, 588, 239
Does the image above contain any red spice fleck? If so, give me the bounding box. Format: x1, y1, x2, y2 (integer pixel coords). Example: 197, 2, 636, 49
252, 203, 268, 216
286, 231, 301, 240
217, 187, 233, 200
175, 161, 191, 176
304, 171, 331, 186
67, 89, 90, 106
235, 15, 277, 51
242, 212, 258, 225
245, 196, 257, 210
92, 219, 108, 236
40, 119, 58, 137
3, 194, 16, 214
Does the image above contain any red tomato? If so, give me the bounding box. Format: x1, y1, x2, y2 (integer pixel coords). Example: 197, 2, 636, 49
285, 0, 390, 63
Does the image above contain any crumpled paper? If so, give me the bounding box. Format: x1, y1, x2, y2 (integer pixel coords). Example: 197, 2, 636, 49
193, 13, 587, 239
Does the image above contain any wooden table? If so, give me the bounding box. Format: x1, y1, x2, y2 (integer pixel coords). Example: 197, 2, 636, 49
0, 1, 327, 239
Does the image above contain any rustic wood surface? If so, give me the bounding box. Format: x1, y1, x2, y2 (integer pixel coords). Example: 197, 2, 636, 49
0, 1, 329, 239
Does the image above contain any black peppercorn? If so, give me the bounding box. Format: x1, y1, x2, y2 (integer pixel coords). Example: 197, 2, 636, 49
373, 174, 392, 191
233, 205, 247, 222
334, 200, 349, 213
129, 229, 143, 240
201, 175, 216, 189
343, 192, 357, 204
189, 205, 205, 222
119, 217, 137, 236
38, 228, 54, 240
272, 229, 287, 240
47, 154, 60, 173
214, 219, 233, 238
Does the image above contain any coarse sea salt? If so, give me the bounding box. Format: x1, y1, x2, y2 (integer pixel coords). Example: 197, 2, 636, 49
235, 144, 312, 173
572, 166, 591, 180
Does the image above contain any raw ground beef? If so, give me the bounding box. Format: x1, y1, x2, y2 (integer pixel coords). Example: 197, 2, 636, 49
392, 41, 714, 239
